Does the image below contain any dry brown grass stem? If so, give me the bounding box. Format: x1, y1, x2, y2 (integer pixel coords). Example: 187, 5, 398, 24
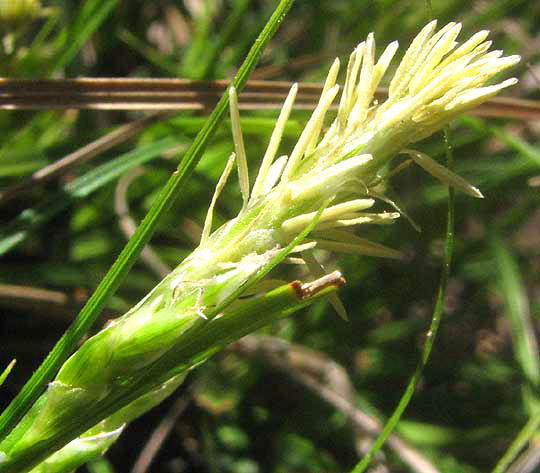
0, 78, 538, 120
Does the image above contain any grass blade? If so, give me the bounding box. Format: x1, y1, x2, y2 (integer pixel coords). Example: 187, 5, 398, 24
491, 236, 540, 408
0, 0, 296, 443
492, 413, 540, 473
48, 0, 118, 75
0, 360, 16, 388
490, 235, 540, 473
0, 137, 178, 256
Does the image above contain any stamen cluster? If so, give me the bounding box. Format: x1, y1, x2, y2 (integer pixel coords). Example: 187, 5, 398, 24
187, 20, 519, 318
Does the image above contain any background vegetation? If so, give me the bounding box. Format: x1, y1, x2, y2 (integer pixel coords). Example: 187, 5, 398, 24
0, 1, 539, 472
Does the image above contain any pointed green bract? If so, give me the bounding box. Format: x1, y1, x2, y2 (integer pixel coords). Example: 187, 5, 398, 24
0, 361, 16, 388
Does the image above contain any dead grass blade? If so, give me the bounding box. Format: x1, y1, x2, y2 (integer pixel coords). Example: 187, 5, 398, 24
0, 78, 538, 120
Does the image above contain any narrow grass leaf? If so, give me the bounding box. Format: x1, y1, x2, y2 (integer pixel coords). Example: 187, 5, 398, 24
0, 138, 179, 256
491, 235, 540, 411
48, 0, 118, 75
491, 413, 540, 473
0, 360, 16, 388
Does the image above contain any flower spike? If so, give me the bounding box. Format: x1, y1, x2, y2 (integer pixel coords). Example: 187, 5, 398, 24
3, 23, 519, 473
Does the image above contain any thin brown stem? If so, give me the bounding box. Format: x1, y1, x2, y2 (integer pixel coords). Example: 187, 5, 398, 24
0, 284, 83, 320
0, 78, 537, 120
131, 393, 191, 473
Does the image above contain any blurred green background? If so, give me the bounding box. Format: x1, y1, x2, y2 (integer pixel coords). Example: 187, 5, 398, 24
0, 1, 539, 472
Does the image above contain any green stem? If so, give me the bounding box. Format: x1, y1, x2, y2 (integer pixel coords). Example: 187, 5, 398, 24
491, 413, 540, 473
351, 128, 455, 473
0, 0, 296, 443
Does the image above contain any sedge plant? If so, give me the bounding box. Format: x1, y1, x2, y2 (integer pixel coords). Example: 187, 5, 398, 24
0, 20, 519, 473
